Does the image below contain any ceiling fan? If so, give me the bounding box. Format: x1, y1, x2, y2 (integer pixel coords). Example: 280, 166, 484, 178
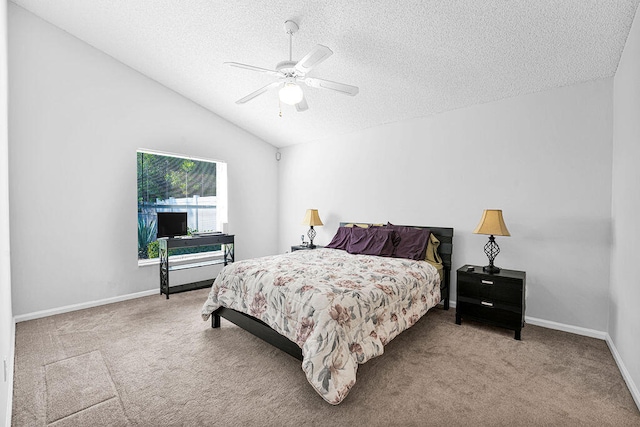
225, 20, 359, 112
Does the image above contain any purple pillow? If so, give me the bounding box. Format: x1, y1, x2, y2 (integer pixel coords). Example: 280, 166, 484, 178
346, 227, 396, 257
386, 223, 431, 260
372, 223, 401, 247
326, 227, 353, 250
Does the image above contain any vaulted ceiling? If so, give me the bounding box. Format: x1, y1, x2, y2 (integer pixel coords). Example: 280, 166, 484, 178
11, 0, 640, 147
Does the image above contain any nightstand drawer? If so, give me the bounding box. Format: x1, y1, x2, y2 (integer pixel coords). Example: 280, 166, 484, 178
457, 274, 522, 305
457, 301, 523, 328
457, 295, 522, 314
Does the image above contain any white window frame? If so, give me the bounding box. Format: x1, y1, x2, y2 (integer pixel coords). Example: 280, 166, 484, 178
137, 149, 227, 267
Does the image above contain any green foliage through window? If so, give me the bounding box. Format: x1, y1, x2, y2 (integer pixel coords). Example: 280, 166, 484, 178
137, 152, 216, 202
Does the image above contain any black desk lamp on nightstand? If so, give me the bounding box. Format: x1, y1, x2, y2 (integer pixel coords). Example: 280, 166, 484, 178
302, 209, 323, 249
473, 209, 511, 274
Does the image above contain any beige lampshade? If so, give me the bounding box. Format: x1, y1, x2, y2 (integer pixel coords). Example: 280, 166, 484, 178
301, 209, 323, 227
473, 209, 511, 236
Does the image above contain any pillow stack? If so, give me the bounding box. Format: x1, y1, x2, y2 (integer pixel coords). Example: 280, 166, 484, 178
326, 222, 431, 260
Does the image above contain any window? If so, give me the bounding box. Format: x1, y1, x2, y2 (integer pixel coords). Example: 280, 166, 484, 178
137, 150, 227, 261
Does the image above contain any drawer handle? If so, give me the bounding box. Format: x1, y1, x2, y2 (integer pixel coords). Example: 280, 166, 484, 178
481, 280, 494, 285
481, 301, 494, 307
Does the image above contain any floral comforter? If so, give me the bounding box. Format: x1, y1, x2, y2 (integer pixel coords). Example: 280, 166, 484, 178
201, 248, 441, 404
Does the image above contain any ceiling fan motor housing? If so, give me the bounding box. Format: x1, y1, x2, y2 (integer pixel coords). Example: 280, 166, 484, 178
276, 60, 297, 77
284, 20, 299, 34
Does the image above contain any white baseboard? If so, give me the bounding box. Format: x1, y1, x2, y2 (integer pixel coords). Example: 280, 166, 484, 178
523, 315, 607, 340
447, 298, 605, 340
605, 334, 640, 412
14, 289, 158, 323
448, 298, 606, 339
5, 317, 15, 427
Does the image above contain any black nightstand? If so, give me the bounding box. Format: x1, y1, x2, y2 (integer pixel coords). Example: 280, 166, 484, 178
291, 245, 324, 252
456, 265, 526, 340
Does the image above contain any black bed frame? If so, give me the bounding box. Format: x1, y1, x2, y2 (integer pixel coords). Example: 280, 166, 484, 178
211, 224, 454, 361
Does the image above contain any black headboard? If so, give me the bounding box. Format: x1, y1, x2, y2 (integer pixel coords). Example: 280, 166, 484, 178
339, 223, 454, 310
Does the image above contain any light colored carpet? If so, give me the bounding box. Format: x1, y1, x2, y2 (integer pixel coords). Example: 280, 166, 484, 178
12, 288, 640, 426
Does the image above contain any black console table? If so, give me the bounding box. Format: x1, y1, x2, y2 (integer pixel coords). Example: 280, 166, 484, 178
159, 234, 235, 299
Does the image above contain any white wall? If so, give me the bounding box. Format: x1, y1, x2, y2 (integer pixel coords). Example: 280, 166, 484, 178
0, 1, 13, 425
611, 6, 640, 407
279, 79, 613, 333
8, 4, 279, 316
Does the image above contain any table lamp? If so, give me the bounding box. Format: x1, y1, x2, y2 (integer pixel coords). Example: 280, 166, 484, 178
473, 209, 510, 274
301, 209, 323, 248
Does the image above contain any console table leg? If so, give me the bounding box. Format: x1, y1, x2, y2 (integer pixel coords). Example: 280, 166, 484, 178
159, 240, 169, 299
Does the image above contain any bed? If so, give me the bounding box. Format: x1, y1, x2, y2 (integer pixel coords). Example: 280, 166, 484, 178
201, 224, 453, 404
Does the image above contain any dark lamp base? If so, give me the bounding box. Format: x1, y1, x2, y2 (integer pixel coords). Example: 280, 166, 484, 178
483, 265, 501, 274
307, 226, 317, 250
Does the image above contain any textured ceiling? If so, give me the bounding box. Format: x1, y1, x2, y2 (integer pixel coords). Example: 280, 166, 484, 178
10, 0, 640, 148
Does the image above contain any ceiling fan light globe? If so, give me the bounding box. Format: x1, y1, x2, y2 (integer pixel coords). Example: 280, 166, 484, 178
279, 83, 304, 105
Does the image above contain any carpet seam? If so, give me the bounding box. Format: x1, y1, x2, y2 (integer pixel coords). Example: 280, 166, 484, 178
44, 350, 122, 424
100, 350, 134, 425
42, 349, 102, 368
46, 396, 120, 426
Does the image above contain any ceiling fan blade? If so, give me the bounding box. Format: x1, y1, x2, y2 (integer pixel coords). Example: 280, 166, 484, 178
235, 81, 281, 104
294, 45, 333, 74
225, 62, 282, 78
303, 77, 359, 96
295, 96, 308, 112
